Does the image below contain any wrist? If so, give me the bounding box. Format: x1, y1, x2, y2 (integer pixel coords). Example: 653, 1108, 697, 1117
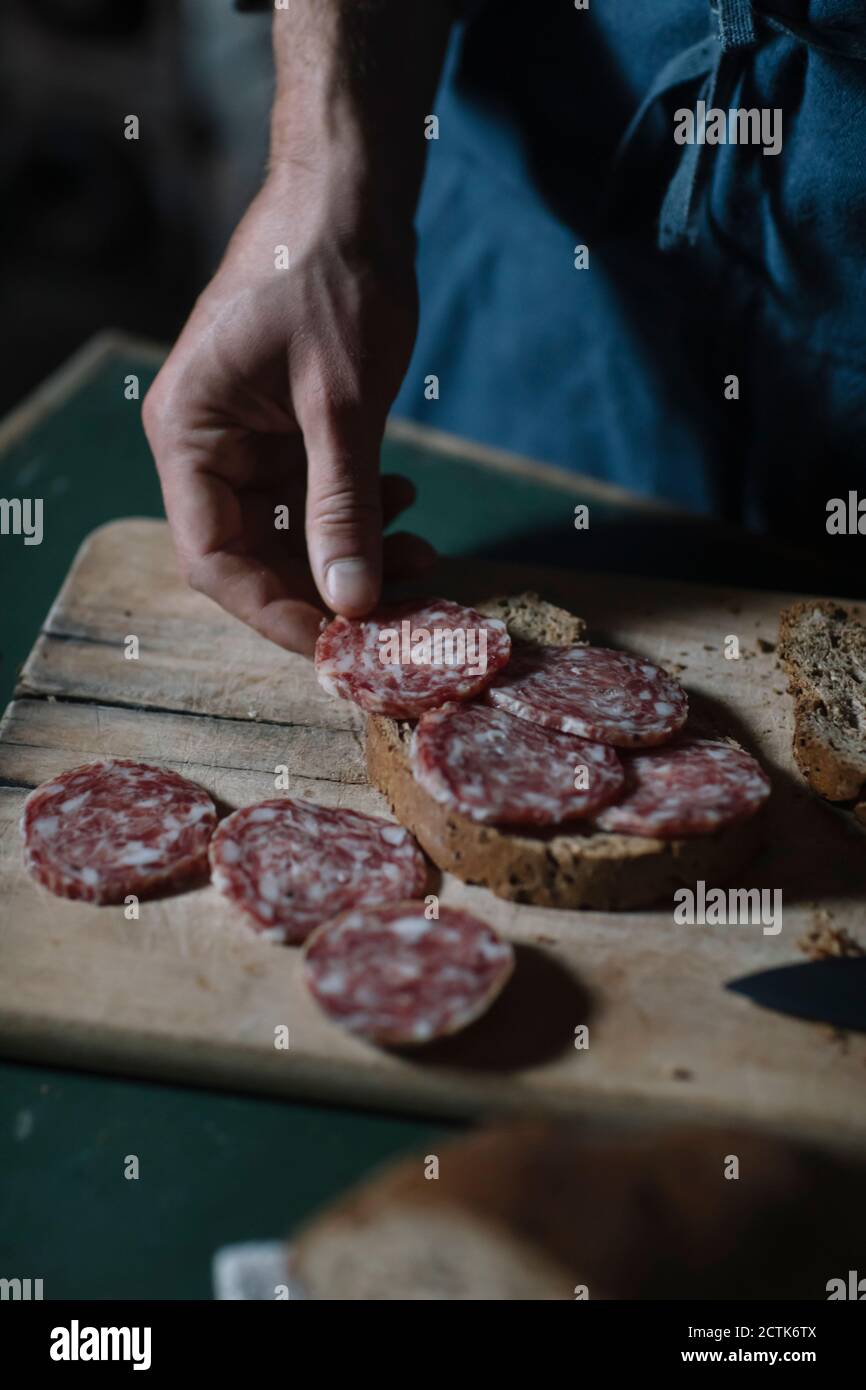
268, 0, 453, 234
267, 103, 418, 265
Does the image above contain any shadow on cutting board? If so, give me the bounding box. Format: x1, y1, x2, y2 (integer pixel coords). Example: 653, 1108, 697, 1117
393, 943, 593, 1073
474, 518, 866, 602
684, 690, 866, 910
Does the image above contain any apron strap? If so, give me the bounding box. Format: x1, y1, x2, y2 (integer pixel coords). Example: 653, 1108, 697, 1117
660, 0, 758, 250
607, 0, 866, 252
714, 0, 757, 52
658, 40, 729, 251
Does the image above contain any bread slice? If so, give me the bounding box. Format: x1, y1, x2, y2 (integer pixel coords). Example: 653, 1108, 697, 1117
367, 593, 765, 911
778, 600, 866, 803
291, 1121, 865, 1300
471, 592, 586, 648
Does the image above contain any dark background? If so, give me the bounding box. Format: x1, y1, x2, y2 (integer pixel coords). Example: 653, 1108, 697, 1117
0, 0, 272, 414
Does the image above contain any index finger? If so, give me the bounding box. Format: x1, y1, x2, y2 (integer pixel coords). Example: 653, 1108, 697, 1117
155, 432, 324, 656
185, 545, 324, 657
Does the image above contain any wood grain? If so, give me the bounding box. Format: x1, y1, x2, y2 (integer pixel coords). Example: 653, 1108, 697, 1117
2, 518, 865, 1149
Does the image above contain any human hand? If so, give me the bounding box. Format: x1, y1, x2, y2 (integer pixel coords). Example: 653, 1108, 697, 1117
143, 165, 433, 656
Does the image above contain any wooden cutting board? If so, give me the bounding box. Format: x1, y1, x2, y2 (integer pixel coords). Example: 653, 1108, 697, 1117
2, 519, 865, 1149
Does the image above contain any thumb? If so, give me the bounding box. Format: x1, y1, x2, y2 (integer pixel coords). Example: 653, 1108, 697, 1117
303, 410, 384, 617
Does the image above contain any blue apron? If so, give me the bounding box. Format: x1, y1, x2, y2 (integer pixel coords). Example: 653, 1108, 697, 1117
393, 0, 866, 540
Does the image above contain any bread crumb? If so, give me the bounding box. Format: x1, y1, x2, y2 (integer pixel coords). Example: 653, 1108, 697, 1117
823, 1026, 850, 1053
797, 913, 864, 960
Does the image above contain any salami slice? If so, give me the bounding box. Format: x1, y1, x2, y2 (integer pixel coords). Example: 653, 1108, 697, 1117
410, 702, 624, 826
302, 900, 514, 1044
594, 738, 771, 838
315, 598, 511, 719
21, 759, 216, 904
209, 798, 427, 943
485, 644, 688, 747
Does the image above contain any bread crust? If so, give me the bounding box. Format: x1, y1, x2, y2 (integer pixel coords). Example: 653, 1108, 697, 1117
292, 1121, 864, 1300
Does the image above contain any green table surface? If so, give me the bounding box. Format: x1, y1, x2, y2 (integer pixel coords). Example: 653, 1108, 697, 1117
0, 336, 646, 1301
1, 336, 859, 1300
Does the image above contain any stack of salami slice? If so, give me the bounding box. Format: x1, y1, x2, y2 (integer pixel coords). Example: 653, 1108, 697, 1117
315, 597, 771, 841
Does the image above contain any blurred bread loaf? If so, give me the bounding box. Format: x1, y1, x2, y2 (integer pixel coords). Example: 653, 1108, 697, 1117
292, 1121, 866, 1300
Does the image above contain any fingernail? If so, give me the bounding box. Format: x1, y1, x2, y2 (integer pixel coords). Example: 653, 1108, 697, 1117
325, 558, 378, 612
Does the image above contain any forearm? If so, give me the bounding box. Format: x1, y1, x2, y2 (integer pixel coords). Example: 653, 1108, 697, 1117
269, 0, 455, 233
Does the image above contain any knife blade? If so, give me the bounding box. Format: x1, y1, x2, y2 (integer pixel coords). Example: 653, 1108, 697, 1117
726, 957, 866, 1032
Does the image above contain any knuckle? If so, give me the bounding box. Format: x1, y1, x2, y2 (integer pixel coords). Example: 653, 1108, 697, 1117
141, 372, 166, 430
310, 486, 381, 536
302, 354, 369, 426
142, 361, 188, 450
307, 392, 366, 445
322, 385, 366, 427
